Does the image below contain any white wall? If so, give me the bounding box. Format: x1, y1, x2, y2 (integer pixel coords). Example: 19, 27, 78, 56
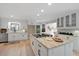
0, 17, 28, 31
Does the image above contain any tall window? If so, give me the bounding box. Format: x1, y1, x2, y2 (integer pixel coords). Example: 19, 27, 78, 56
46, 22, 57, 35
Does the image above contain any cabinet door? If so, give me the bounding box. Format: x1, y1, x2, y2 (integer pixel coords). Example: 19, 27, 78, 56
71, 13, 76, 27
14, 33, 21, 41
66, 15, 70, 27
40, 46, 47, 56
1, 34, 8, 42
37, 43, 47, 56
52, 45, 64, 56
73, 37, 79, 51
30, 37, 36, 55
57, 18, 60, 27
21, 33, 27, 40
64, 42, 73, 56
61, 17, 64, 27
24, 33, 27, 39
30, 36, 38, 56
8, 34, 15, 41
0, 33, 2, 42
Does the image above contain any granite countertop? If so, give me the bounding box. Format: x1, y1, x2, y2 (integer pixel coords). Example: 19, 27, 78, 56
7, 30, 27, 34
34, 36, 74, 49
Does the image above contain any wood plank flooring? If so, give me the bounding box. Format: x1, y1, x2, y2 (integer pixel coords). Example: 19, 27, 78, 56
0, 40, 79, 56
0, 40, 34, 56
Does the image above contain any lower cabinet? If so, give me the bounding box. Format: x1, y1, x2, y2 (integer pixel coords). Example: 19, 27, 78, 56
8, 33, 15, 41
30, 36, 47, 56
31, 36, 73, 56
48, 42, 73, 56
48, 45, 64, 56
73, 37, 79, 52
64, 42, 73, 56
8, 33, 28, 42
0, 33, 8, 42
30, 36, 38, 55
37, 42, 47, 56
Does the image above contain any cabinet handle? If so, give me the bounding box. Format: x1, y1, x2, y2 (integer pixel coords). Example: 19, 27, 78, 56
38, 49, 40, 56
32, 41, 34, 45
38, 44, 41, 47
23, 35, 24, 37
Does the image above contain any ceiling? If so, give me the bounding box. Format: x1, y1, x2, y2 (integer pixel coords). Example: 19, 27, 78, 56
0, 3, 79, 23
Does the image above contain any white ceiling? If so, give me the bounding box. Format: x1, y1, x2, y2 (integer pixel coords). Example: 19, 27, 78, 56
0, 3, 79, 23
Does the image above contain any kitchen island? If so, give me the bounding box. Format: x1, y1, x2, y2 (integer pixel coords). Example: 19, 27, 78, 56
30, 34, 74, 56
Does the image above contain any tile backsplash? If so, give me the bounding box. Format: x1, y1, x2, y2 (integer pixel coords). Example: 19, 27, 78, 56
58, 29, 79, 36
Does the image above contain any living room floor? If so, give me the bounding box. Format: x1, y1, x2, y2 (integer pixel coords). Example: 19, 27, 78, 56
0, 40, 34, 56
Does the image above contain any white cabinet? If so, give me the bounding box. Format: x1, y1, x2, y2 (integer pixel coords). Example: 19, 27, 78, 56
61, 17, 64, 27
8, 33, 28, 42
37, 42, 47, 56
73, 37, 79, 52
64, 42, 73, 56
57, 17, 64, 28
48, 45, 64, 56
71, 13, 76, 27
65, 13, 76, 27
20, 33, 27, 40
30, 35, 47, 56
30, 35, 38, 55
48, 42, 73, 56
57, 18, 60, 27
57, 11, 79, 29
8, 33, 15, 41
65, 15, 70, 27
0, 33, 8, 42
31, 35, 73, 56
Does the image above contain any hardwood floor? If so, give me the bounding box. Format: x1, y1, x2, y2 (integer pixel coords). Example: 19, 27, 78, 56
0, 40, 35, 56
0, 40, 79, 56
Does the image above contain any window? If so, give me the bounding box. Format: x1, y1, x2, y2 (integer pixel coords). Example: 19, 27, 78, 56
42, 24, 45, 32
36, 25, 40, 33
46, 22, 57, 35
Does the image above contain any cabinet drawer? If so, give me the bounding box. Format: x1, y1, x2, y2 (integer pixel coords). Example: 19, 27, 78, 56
37, 42, 47, 56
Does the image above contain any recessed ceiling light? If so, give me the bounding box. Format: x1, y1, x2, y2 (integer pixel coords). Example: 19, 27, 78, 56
41, 9, 44, 12
48, 3, 52, 6
10, 15, 14, 18
37, 14, 40, 16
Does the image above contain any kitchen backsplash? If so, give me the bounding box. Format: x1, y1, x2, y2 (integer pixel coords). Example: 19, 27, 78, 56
58, 29, 79, 36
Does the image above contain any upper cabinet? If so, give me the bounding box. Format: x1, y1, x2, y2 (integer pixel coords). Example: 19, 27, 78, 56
66, 15, 70, 27
57, 17, 64, 27
57, 11, 79, 29
71, 13, 76, 27
61, 17, 64, 27
57, 18, 60, 27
